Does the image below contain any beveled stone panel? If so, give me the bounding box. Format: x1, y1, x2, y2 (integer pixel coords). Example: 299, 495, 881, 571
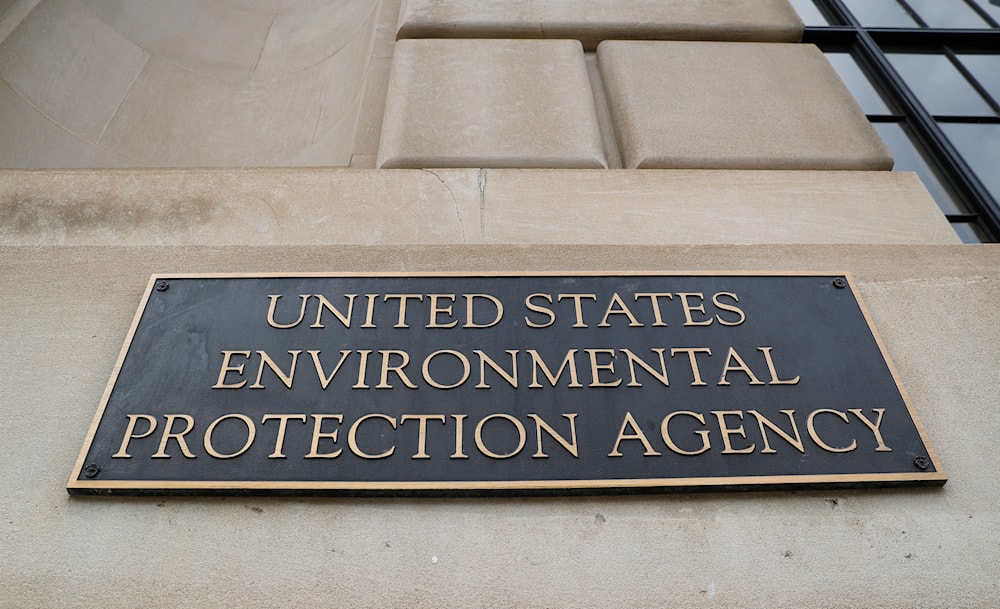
397, 0, 803, 50
598, 41, 893, 170
377, 39, 607, 169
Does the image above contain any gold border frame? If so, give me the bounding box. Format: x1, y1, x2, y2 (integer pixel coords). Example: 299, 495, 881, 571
68, 271, 947, 494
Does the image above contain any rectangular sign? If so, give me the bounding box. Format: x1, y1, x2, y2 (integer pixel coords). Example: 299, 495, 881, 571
69, 272, 945, 495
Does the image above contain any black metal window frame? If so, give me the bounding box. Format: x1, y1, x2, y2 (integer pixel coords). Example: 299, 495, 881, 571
800, 0, 1000, 242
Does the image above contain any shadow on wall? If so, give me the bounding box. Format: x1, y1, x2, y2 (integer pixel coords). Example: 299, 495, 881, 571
0, 0, 379, 168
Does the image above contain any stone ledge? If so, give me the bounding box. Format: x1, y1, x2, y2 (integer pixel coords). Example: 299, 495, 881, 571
0, 168, 959, 245
397, 0, 803, 50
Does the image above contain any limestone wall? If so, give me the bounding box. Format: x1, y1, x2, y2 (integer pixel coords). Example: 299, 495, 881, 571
0, 0, 379, 167
1, 244, 998, 608
1, 1, 997, 607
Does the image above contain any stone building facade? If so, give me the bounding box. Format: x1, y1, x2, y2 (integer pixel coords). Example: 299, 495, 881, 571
1, 1, 998, 607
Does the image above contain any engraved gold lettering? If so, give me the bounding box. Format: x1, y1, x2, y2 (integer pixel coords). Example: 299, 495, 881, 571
712, 410, 755, 454
400, 414, 447, 459
848, 408, 892, 452
308, 350, 351, 389
524, 293, 555, 328
676, 293, 713, 326
528, 413, 579, 458
383, 294, 424, 328
748, 409, 804, 454
633, 292, 673, 326
585, 349, 622, 387
310, 294, 356, 328
249, 350, 302, 389
670, 347, 712, 386
660, 411, 711, 456
807, 409, 856, 453
598, 292, 643, 327
426, 294, 458, 328
464, 294, 503, 328
204, 414, 255, 459
112, 414, 157, 458
353, 349, 372, 389
304, 414, 343, 458
361, 294, 378, 328
266, 294, 308, 329
712, 292, 746, 326
622, 348, 669, 387
348, 414, 397, 459
261, 414, 307, 458
450, 414, 469, 459
718, 347, 765, 386
212, 350, 251, 389
557, 293, 598, 328
376, 350, 418, 389
474, 349, 518, 389
421, 350, 470, 389
758, 347, 800, 385
151, 414, 196, 458
474, 414, 526, 459
608, 411, 662, 457
527, 349, 583, 388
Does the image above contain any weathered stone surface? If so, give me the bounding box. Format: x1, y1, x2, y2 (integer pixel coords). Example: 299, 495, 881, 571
0, 168, 959, 245
598, 41, 893, 170
81, 0, 273, 80
0, 243, 998, 608
397, 0, 803, 50
0, 168, 480, 246
96, 57, 317, 166
350, 0, 404, 167
480, 169, 959, 245
0, 81, 134, 168
0, 0, 148, 141
377, 39, 607, 169
252, 0, 378, 80
0, 0, 17, 19
0, 0, 376, 168
0, 0, 34, 43
352, 55, 393, 161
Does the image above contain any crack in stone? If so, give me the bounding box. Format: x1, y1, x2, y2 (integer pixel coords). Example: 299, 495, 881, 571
247, 194, 284, 240
423, 169, 465, 242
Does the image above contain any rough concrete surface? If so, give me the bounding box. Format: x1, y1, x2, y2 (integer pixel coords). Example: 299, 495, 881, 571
598, 41, 894, 170
0, 168, 959, 245
0, 243, 997, 608
397, 0, 803, 50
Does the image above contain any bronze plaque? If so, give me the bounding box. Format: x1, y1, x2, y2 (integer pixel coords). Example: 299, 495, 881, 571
68, 272, 945, 495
